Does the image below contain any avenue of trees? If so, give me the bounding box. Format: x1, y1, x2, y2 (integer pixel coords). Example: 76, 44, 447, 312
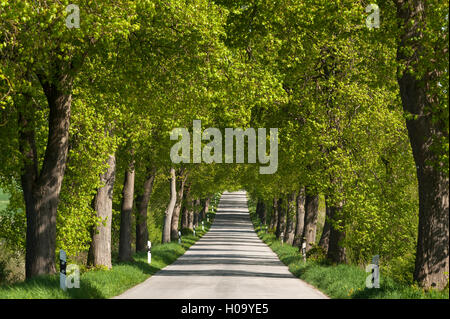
0, 0, 448, 291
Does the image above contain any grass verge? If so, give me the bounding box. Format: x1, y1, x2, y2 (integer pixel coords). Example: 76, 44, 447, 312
249, 212, 449, 299
0, 218, 214, 299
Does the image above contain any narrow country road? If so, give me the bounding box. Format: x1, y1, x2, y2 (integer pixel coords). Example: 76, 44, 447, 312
114, 191, 328, 299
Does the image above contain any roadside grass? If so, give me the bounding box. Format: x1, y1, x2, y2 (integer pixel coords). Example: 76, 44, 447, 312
249, 212, 449, 299
0, 217, 214, 299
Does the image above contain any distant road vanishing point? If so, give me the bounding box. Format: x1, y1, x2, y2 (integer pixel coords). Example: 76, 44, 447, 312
114, 191, 328, 299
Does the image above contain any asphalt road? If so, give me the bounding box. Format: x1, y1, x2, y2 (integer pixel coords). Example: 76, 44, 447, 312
114, 191, 328, 299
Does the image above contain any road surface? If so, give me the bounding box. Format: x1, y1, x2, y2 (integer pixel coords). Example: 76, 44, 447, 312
114, 191, 328, 299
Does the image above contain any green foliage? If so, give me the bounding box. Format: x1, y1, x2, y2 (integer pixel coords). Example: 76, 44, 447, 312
232, 0, 438, 289
250, 210, 449, 299
306, 244, 328, 263
0, 0, 447, 295
0, 186, 26, 253
0, 189, 8, 211
0, 259, 9, 284
0, 240, 24, 285
0, 222, 211, 298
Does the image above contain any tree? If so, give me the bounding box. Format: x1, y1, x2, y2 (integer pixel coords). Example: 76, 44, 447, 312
302, 192, 319, 252
135, 168, 156, 252
393, 0, 449, 289
193, 199, 201, 228
256, 198, 267, 225
162, 168, 177, 243
118, 160, 135, 262
88, 155, 116, 269
284, 192, 296, 245
1, 0, 138, 278
293, 188, 306, 247
270, 198, 279, 232
171, 168, 187, 240
201, 197, 212, 221
181, 182, 192, 231
326, 201, 346, 264
319, 196, 332, 252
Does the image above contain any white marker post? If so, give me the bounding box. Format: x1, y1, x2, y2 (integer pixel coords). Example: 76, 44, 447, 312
372, 255, 380, 288
202, 221, 204, 231
147, 241, 152, 264
60, 249, 67, 291
178, 231, 182, 244
302, 242, 307, 262
193, 226, 196, 236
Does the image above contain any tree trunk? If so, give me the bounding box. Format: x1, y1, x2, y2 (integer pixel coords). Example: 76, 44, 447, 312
162, 168, 177, 243
19, 75, 72, 279
302, 192, 319, 252
87, 154, 116, 269
326, 203, 346, 264
118, 162, 135, 262
135, 168, 156, 252
256, 198, 267, 224
201, 197, 211, 221
319, 195, 332, 252
276, 196, 286, 239
193, 199, 201, 228
256, 199, 263, 221
187, 200, 195, 230
181, 206, 187, 230
260, 201, 267, 224
181, 183, 191, 230
293, 188, 306, 247
170, 168, 187, 240
284, 192, 296, 245
269, 197, 278, 230
395, 0, 449, 290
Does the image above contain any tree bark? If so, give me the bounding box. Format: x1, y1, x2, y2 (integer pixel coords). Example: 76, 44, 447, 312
269, 197, 278, 231
135, 168, 156, 252
293, 188, 306, 247
193, 199, 201, 228
87, 154, 116, 269
181, 183, 191, 230
201, 197, 211, 221
260, 201, 267, 224
319, 195, 332, 252
256, 198, 267, 224
162, 168, 177, 243
302, 192, 319, 252
395, 0, 449, 290
187, 199, 195, 230
256, 199, 263, 222
284, 192, 296, 245
326, 202, 346, 264
19, 74, 72, 279
170, 168, 186, 240
276, 196, 286, 239
118, 161, 135, 262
